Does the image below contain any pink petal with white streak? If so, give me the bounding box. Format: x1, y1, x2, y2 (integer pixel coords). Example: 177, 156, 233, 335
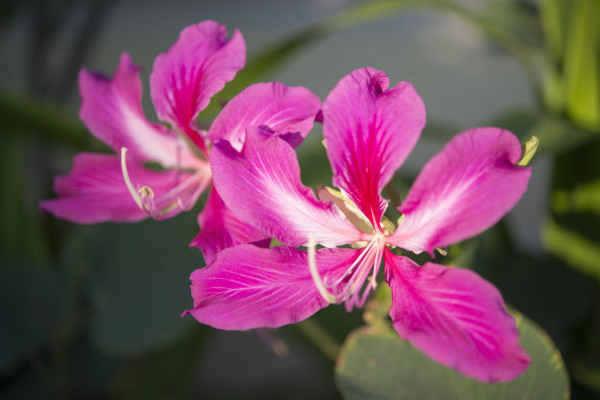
323, 67, 425, 227
210, 127, 363, 247
150, 21, 245, 149
183, 245, 357, 330
389, 127, 531, 254
385, 252, 530, 382
191, 187, 269, 265
208, 82, 321, 151
78, 53, 198, 169
40, 153, 199, 223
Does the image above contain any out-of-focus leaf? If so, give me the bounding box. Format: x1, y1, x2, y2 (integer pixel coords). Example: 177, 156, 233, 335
540, 0, 569, 60
204, 0, 537, 119
86, 216, 200, 355
487, 110, 594, 154
553, 179, 600, 216
202, 0, 426, 119
541, 57, 565, 113
570, 361, 600, 393
543, 219, 600, 282
0, 91, 90, 149
335, 311, 569, 400
0, 265, 60, 374
116, 329, 205, 400
49, 337, 122, 398
563, 0, 600, 132
481, 0, 541, 48
1, 137, 50, 263
528, 114, 594, 154
0, 0, 19, 29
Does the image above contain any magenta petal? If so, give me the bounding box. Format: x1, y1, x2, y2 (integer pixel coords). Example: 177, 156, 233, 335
40, 153, 202, 223
211, 127, 362, 247
78, 53, 197, 169
323, 68, 426, 226
207, 82, 321, 151
150, 21, 245, 149
385, 253, 530, 382
390, 127, 531, 254
183, 245, 356, 330
191, 187, 269, 264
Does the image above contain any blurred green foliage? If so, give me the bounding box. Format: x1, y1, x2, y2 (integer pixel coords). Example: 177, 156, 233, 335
1, 0, 600, 399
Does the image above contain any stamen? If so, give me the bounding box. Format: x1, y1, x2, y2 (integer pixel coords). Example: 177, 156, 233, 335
120, 147, 143, 209
369, 238, 384, 288
324, 239, 376, 289
307, 237, 337, 304
309, 234, 385, 309
121, 147, 208, 221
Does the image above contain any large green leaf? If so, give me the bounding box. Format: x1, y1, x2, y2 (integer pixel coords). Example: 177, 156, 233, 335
86, 216, 201, 355
335, 312, 569, 400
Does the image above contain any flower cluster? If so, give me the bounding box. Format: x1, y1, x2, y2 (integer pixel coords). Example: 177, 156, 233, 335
43, 20, 535, 382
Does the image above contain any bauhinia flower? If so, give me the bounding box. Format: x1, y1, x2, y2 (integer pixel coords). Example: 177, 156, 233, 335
40, 20, 321, 262
184, 67, 536, 382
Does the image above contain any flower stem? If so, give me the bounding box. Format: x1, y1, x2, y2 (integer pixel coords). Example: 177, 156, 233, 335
296, 319, 340, 361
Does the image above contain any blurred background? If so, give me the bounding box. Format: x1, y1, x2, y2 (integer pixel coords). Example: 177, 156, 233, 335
0, 0, 598, 398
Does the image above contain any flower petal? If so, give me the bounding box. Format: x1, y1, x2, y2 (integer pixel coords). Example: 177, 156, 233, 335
183, 245, 357, 330
191, 187, 269, 265
323, 68, 425, 227
40, 153, 202, 223
150, 21, 245, 150
389, 127, 531, 253
78, 53, 198, 169
385, 253, 530, 382
211, 127, 362, 247
207, 82, 321, 151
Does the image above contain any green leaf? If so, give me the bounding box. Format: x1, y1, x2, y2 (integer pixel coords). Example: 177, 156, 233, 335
553, 179, 600, 216
1, 137, 51, 263
540, 0, 569, 60
542, 219, 600, 282
200, 0, 425, 119
563, 0, 600, 132
86, 216, 201, 355
335, 312, 569, 400
486, 110, 594, 155
0, 91, 90, 149
570, 360, 600, 393
527, 114, 594, 154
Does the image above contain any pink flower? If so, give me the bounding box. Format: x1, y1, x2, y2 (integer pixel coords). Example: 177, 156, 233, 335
40, 21, 321, 262
184, 68, 533, 382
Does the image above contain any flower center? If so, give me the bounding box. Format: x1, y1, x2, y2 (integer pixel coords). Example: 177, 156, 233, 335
308, 233, 386, 311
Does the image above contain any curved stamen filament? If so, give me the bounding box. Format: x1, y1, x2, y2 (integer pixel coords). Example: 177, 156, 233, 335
120, 147, 209, 220
308, 237, 337, 304
121, 147, 144, 209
